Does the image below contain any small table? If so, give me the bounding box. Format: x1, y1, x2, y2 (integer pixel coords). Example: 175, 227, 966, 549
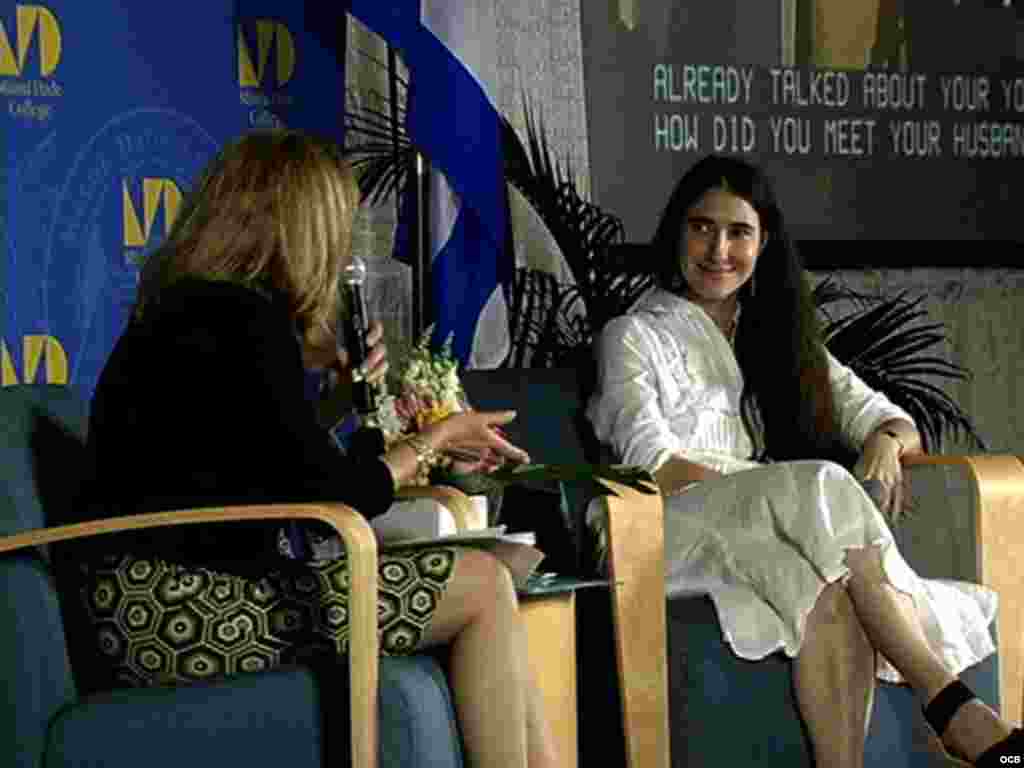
518, 575, 610, 768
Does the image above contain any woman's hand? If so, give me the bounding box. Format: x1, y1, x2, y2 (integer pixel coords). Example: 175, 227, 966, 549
383, 409, 529, 491
447, 447, 505, 475
333, 322, 389, 385
311, 323, 389, 429
427, 410, 530, 467
305, 321, 389, 382
853, 431, 905, 519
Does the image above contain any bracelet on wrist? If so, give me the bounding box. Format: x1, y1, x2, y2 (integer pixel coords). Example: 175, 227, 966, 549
403, 434, 441, 486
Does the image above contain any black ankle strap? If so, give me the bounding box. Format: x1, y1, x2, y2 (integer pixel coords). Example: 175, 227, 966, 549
923, 680, 976, 737
976, 728, 1024, 767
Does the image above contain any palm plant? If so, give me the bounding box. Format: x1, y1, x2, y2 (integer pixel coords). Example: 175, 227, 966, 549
501, 98, 653, 371
344, 64, 983, 454
813, 277, 985, 452
343, 51, 414, 206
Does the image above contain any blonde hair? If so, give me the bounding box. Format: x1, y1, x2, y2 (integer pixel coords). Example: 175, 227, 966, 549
135, 129, 360, 351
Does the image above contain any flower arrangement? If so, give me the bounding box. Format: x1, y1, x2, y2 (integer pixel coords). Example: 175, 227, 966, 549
372, 332, 657, 505
376, 332, 465, 445
374, 333, 504, 488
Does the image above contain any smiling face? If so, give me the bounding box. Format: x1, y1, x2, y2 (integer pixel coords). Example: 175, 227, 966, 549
679, 187, 764, 311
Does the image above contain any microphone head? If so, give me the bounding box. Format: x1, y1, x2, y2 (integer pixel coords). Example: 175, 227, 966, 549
343, 255, 367, 287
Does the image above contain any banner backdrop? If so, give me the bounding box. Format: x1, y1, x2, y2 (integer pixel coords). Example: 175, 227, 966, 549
580, 1, 1024, 253
1, 1, 345, 395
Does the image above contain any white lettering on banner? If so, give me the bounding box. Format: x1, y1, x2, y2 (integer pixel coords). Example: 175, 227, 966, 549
648, 63, 1022, 163
768, 68, 850, 107
941, 76, 991, 112
249, 108, 285, 128
653, 64, 754, 104
1001, 78, 1024, 112
889, 121, 942, 158
862, 73, 927, 110
8, 97, 52, 122
32, 79, 61, 97
654, 113, 699, 151
769, 116, 811, 154
712, 115, 756, 152
823, 118, 876, 156
952, 122, 1024, 158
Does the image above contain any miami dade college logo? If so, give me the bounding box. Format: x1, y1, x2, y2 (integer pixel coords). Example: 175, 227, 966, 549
0, 4, 63, 124
0, 4, 61, 77
1, 335, 68, 386
237, 18, 294, 127
238, 18, 294, 88
123, 177, 182, 268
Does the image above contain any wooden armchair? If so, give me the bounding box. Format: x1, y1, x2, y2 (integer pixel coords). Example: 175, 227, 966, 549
0, 383, 475, 768
898, 453, 1024, 724
1, 503, 380, 768
462, 368, 671, 768
593, 479, 669, 768
664, 452, 1024, 767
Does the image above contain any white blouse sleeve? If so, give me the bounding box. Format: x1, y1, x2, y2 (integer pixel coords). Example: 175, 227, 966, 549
827, 349, 916, 451
587, 316, 685, 473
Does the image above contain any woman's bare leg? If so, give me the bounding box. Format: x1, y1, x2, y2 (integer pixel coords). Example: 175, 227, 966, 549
418, 548, 558, 768
844, 546, 1013, 762
793, 581, 876, 768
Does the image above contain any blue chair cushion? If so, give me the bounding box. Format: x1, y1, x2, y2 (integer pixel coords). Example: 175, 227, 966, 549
45, 667, 324, 768
668, 594, 1000, 767
1, 384, 465, 768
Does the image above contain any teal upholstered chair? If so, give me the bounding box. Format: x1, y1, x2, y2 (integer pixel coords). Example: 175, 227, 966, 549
463, 367, 1021, 768
0, 384, 466, 768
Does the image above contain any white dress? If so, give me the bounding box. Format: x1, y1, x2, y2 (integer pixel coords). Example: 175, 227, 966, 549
587, 288, 997, 682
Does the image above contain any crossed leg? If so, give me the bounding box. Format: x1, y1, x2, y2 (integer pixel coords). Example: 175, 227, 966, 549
794, 580, 876, 768
418, 547, 558, 768
795, 545, 1013, 766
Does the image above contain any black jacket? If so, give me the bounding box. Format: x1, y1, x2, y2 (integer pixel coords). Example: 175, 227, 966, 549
61, 277, 393, 575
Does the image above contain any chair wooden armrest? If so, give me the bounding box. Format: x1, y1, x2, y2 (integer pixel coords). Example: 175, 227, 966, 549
598, 479, 670, 768
0, 503, 379, 768
902, 453, 1024, 722
396, 486, 475, 531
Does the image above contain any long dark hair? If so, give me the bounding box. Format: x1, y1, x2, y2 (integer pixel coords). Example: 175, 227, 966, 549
651, 155, 852, 465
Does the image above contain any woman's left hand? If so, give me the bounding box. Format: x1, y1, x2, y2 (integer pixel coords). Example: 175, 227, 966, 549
313, 323, 389, 429
853, 431, 905, 519
336, 321, 389, 385
447, 446, 505, 475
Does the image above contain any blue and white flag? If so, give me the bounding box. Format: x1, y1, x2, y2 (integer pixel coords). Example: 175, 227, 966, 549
349, 0, 510, 368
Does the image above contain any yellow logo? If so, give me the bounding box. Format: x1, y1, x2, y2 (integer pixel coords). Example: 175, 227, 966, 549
1, 336, 68, 386
0, 5, 62, 77
238, 19, 295, 88
123, 178, 182, 249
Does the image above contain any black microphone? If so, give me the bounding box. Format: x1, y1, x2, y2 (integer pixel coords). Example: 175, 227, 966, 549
342, 255, 376, 415
342, 256, 386, 457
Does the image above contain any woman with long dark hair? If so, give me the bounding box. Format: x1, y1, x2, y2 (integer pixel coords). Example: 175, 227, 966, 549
587, 154, 1019, 767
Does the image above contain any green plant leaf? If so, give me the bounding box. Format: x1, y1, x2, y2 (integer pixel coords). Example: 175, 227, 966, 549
488, 462, 658, 496
818, 278, 985, 453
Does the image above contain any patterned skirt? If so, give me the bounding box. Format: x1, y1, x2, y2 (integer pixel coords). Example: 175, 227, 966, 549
73, 547, 457, 688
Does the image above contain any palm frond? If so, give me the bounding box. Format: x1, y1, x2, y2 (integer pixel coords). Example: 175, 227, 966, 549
817, 279, 985, 452
489, 462, 658, 497
501, 95, 651, 368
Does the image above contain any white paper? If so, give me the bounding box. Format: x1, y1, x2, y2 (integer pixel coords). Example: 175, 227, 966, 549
370, 497, 458, 544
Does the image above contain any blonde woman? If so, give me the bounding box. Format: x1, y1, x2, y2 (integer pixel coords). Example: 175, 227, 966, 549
55, 130, 557, 768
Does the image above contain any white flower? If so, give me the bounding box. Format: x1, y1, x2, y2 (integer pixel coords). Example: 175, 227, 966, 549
443, 368, 460, 391
375, 395, 406, 439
